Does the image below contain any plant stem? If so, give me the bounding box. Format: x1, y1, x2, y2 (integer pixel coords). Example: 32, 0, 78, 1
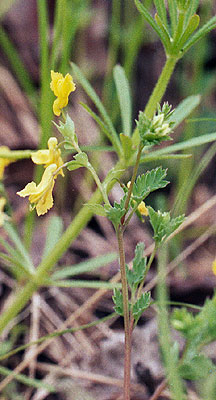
144, 56, 178, 119
116, 226, 131, 400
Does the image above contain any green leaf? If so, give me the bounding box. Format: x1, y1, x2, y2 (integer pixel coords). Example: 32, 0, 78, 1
67, 152, 89, 170
4, 223, 35, 274
52, 253, 118, 280
132, 292, 151, 321
54, 113, 76, 143
167, 0, 178, 36
171, 95, 201, 129
0, 365, 55, 392
120, 134, 135, 163
148, 206, 185, 243
176, 14, 200, 51
140, 131, 216, 163
153, 0, 168, 28
126, 243, 147, 289
43, 216, 63, 258
83, 204, 107, 217
182, 15, 216, 55
104, 198, 126, 227
134, 0, 169, 50
133, 167, 169, 201
184, 0, 199, 28
71, 62, 122, 155
45, 279, 121, 289
155, 13, 172, 53
113, 288, 124, 316
171, 307, 195, 334
179, 355, 215, 380
113, 65, 132, 136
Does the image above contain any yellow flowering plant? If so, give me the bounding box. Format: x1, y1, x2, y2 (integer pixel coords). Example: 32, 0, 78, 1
0, 146, 14, 180
1, 2, 216, 399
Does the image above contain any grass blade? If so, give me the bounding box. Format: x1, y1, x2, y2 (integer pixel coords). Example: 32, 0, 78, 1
4, 223, 35, 274
45, 279, 121, 289
153, 0, 168, 28
0, 365, 55, 392
52, 253, 118, 279
43, 216, 64, 258
113, 65, 132, 136
171, 95, 201, 128
71, 62, 122, 156
167, 0, 178, 36
80, 102, 114, 142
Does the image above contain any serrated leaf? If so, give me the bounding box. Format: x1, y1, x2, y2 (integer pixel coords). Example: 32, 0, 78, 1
104, 198, 126, 227
132, 292, 151, 321
84, 204, 106, 217
113, 65, 132, 137
54, 114, 76, 143
113, 288, 124, 316
148, 206, 185, 243
126, 243, 147, 289
67, 152, 89, 171
133, 167, 169, 201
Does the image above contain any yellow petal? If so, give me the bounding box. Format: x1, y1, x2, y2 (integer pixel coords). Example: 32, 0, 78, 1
138, 201, 148, 216
31, 150, 50, 165
50, 70, 76, 116
17, 182, 37, 198
36, 180, 54, 216
0, 146, 12, 179
212, 259, 216, 275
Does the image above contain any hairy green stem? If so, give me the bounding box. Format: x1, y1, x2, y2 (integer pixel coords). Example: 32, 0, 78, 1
116, 226, 131, 400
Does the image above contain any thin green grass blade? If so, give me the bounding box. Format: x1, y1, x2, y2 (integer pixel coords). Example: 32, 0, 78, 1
0, 312, 116, 362
182, 15, 216, 55
134, 0, 169, 50
4, 223, 35, 274
52, 252, 118, 280
153, 0, 168, 28
167, 0, 178, 36
43, 216, 64, 258
80, 102, 113, 142
0, 237, 32, 278
50, 0, 63, 69
184, 0, 199, 29
140, 153, 191, 163
113, 65, 132, 136
0, 365, 55, 392
171, 95, 201, 128
0, 26, 35, 97
140, 132, 216, 161
173, 142, 216, 215
0, 251, 32, 278
71, 62, 122, 155
45, 279, 121, 289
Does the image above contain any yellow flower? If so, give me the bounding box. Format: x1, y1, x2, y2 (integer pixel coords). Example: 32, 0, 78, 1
31, 137, 64, 176
50, 70, 76, 116
0, 146, 12, 179
17, 164, 57, 216
212, 259, 216, 275
0, 197, 7, 226
137, 201, 148, 216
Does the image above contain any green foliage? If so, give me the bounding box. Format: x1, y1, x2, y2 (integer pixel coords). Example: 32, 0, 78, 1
148, 206, 185, 243
137, 103, 174, 147
120, 134, 135, 164
113, 65, 132, 137
132, 291, 151, 322
104, 197, 127, 227
113, 288, 124, 316
171, 294, 216, 382
83, 204, 107, 217
132, 167, 169, 202
43, 216, 63, 258
126, 243, 147, 289
67, 152, 89, 171
54, 114, 78, 149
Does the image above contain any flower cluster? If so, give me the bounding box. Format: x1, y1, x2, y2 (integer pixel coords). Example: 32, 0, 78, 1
17, 137, 64, 216
17, 71, 76, 216
136, 103, 174, 146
